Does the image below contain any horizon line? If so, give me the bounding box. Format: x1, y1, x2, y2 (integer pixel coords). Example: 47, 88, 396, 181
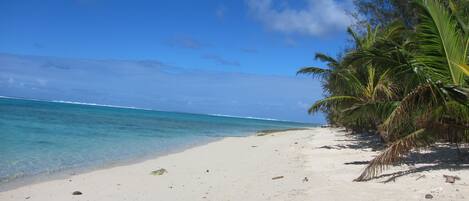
0, 95, 315, 124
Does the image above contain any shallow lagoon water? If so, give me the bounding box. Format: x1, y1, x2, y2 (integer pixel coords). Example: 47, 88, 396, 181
0, 97, 314, 185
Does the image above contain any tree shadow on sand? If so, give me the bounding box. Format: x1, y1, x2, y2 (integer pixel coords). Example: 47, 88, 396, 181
373, 145, 469, 183
319, 130, 384, 151
337, 132, 469, 182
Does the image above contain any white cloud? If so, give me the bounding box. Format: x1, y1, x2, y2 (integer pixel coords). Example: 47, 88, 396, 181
246, 0, 353, 36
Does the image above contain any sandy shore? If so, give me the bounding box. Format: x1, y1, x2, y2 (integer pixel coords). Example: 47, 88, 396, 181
1, 127, 468, 201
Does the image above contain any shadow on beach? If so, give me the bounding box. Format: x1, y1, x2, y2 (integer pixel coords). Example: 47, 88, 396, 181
323, 130, 469, 182
319, 129, 384, 151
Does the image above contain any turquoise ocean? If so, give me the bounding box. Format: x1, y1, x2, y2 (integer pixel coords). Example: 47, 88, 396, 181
0, 97, 315, 187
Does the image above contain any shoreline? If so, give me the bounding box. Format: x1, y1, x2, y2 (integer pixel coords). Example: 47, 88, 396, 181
0, 127, 311, 192
0, 135, 222, 192
1, 127, 468, 201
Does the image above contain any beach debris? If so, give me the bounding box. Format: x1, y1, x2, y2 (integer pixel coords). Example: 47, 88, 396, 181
150, 168, 168, 176
416, 175, 426, 181
272, 176, 284, 180
425, 194, 433, 199
294, 142, 298, 144
72, 191, 83, 195
251, 145, 257, 148
318, 145, 334, 149
206, 169, 210, 173
256, 128, 309, 136
256, 132, 271, 136
303, 177, 309, 182
25, 196, 31, 199
443, 175, 460, 183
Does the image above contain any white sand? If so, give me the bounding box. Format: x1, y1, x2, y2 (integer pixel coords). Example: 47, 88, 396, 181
1, 127, 468, 201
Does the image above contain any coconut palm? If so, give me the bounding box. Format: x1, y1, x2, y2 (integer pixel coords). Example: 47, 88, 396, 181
300, 0, 469, 181
355, 0, 469, 181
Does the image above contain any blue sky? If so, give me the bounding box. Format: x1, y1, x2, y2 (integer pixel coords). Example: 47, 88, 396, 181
0, 0, 354, 123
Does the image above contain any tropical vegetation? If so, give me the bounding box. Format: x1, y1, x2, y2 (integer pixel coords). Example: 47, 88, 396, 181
299, 0, 469, 181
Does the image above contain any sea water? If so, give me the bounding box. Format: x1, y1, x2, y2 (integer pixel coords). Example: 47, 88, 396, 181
0, 97, 315, 186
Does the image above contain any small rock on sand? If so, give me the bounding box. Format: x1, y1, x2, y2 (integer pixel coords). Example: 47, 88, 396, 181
72, 191, 82, 195
425, 194, 433, 199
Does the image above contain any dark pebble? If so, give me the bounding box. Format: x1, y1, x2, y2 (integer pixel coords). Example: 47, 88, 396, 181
425, 194, 433, 199
72, 191, 83, 195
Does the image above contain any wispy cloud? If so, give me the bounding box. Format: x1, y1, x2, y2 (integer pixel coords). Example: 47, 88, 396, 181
136, 60, 171, 69
246, 0, 353, 36
202, 54, 240, 66
41, 62, 71, 70
166, 36, 206, 49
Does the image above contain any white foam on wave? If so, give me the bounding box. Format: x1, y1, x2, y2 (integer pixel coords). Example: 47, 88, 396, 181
50, 100, 146, 110
207, 113, 287, 122
0, 96, 295, 123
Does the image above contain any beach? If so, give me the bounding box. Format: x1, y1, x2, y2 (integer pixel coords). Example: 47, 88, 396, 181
1, 127, 468, 201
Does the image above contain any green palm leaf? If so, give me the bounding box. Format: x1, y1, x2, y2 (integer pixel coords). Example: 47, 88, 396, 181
308, 96, 360, 114
415, 0, 468, 85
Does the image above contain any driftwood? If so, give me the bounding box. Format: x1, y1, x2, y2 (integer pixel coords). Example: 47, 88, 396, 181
271, 176, 284, 180
443, 175, 460, 183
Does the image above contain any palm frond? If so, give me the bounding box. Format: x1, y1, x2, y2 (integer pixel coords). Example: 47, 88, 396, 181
314, 53, 339, 67
347, 27, 362, 49
296, 66, 331, 79
381, 83, 443, 140
355, 129, 432, 181
415, 0, 467, 85
453, 62, 469, 76
308, 96, 360, 114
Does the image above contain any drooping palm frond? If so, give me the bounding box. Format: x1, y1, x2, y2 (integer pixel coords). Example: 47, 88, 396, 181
297, 52, 340, 81
308, 96, 360, 114
355, 128, 432, 181
296, 66, 331, 79
314, 53, 340, 68
381, 83, 443, 140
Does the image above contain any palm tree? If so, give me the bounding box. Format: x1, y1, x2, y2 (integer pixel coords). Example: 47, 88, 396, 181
355, 0, 469, 181
299, 0, 469, 181
299, 23, 405, 133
